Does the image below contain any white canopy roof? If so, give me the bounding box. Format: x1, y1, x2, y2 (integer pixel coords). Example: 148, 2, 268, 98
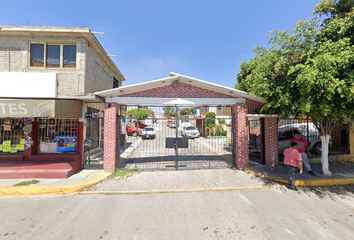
95, 72, 262, 102
162, 98, 196, 105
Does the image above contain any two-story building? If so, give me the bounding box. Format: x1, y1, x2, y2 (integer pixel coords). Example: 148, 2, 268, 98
0, 26, 125, 178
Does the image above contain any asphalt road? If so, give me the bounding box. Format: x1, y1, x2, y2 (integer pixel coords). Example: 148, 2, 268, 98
123, 122, 231, 169
1, 186, 354, 240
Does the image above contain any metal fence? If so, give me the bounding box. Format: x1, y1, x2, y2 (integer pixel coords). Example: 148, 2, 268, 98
248, 117, 350, 164
278, 118, 349, 160
118, 105, 234, 170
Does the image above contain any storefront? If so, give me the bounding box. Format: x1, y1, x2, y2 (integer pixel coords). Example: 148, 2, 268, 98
0, 99, 83, 165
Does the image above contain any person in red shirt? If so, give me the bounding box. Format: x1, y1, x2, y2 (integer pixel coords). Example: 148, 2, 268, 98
290, 131, 315, 176
284, 142, 303, 190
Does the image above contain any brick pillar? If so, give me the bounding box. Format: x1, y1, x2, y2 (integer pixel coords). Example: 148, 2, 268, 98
233, 103, 249, 169
264, 117, 279, 167
103, 103, 119, 173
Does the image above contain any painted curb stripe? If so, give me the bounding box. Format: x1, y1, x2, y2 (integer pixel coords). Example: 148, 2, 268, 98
0, 171, 111, 197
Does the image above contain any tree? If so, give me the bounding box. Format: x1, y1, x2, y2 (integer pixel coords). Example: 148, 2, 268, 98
180, 107, 193, 116
205, 112, 216, 129
218, 119, 226, 125
315, 0, 354, 44
235, 14, 354, 176
163, 106, 176, 119
128, 108, 149, 119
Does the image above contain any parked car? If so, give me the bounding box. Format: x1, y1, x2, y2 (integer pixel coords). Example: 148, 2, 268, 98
133, 121, 148, 129
124, 124, 142, 137
169, 121, 176, 128
183, 126, 200, 138
141, 127, 156, 139
179, 122, 192, 135
278, 123, 333, 154
167, 120, 173, 126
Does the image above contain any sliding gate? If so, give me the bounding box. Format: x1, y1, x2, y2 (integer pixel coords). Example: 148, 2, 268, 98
118, 105, 234, 170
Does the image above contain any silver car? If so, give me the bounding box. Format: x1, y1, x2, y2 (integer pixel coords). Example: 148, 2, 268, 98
183, 126, 200, 138
278, 123, 333, 154
169, 121, 176, 128
141, 127, 156, 139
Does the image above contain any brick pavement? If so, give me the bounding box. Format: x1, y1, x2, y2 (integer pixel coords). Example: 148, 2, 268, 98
89, 168, 274, 192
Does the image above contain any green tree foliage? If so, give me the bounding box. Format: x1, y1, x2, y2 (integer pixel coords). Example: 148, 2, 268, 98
180, 107, 193, 116
205, 112, 216, 129
163, 106, 176, 119
235, 8, 354, 175
128, 108, 149, 119
218, 119, 226, 125
315, 0, 354, 44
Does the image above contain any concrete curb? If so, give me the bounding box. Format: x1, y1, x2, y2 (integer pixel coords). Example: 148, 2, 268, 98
246, 166, 354, 187
0, 170, 111, 197
78, 185, 284, 195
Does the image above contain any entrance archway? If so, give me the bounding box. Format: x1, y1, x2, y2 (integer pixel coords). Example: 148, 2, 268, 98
94, 72, 277, 173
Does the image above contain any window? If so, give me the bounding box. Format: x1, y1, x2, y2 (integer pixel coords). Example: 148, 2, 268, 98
113, 77, 119, 88
38, 118, 78, 154
0, 118, 26, 155
279, 131, 294, 141
29, 42, 76, 69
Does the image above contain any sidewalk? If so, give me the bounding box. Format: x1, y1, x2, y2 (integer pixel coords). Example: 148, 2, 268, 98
0, 170, 111, 196
83, 168, 281, 194
248, 160, 354, 186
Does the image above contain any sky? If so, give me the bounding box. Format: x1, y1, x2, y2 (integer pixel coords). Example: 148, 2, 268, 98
1, 0, 321, 88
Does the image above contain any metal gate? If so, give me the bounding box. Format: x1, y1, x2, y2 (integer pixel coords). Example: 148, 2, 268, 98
84, 103, 105, 169
118, 105, 234, 170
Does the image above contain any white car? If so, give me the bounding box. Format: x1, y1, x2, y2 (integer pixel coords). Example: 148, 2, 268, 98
183, 126, 200, 138
141, 127, 156, 139
179, 122, 192, 134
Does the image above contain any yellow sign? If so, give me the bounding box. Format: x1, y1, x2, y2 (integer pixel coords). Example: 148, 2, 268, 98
3, 146, 11, 153
0, 145, 2, 151
10, 147, 17, 153
20, 139, 25, 145
3, 141, 11, 147
17, 144, 24, 150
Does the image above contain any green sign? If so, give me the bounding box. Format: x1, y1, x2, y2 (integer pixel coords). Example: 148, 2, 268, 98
3, 141, 11, 147
10, 147, 17, 153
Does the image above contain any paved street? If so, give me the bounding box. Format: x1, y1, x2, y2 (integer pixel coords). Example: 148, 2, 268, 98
122, 122, 231, 170
1, 186, 354, 239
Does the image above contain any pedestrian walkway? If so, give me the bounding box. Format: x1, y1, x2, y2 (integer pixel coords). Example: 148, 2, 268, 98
87, 168, 277, 192
248, 160, 354, 186
0, 170, 101, 187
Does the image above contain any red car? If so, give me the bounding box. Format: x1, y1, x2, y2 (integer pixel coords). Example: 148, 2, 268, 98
121, 125, 141, 137
133, 121, 149, 129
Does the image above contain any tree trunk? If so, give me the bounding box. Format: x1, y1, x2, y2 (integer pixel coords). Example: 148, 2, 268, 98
320, 135, 332, 176
312, 116, 334, 176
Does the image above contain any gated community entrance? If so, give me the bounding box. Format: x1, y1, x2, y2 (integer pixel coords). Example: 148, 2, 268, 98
92, 72, 279, 173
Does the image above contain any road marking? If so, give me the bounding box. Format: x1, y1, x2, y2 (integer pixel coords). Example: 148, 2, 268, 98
285, 228, 294, 235
238, 193, 252, 205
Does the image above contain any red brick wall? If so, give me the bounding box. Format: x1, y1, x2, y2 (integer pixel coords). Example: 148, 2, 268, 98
103, 103, 119, 173
246, 99, 264, 114
121, 83, 235, 98
264, 117, 279, 167
233, 103, 249, 169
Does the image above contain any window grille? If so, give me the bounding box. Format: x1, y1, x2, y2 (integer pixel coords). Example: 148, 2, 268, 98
0, 118, 26, 155
38, 118, 78, 154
